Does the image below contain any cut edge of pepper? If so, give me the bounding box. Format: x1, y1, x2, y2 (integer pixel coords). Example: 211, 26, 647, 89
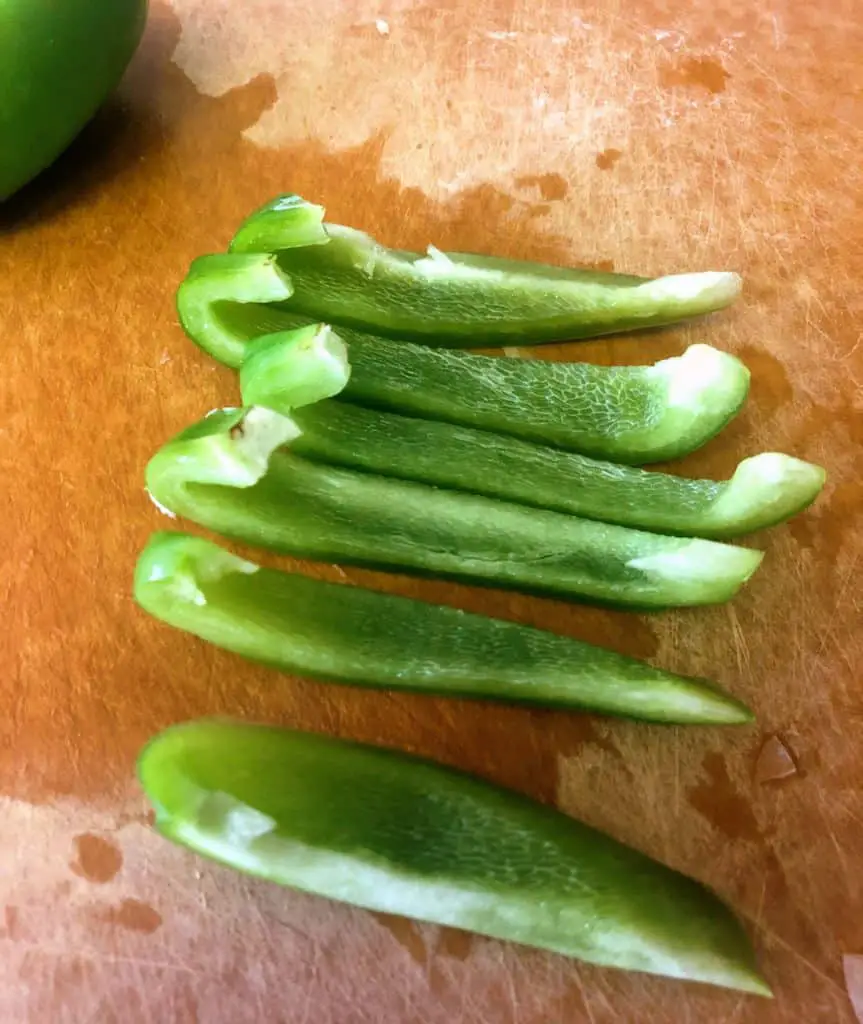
145, 406, 301, 514
621, 344, 751, 464
176, 253, 296, 369
229, 194, 329, 255
240, 325, 352, 410
135, 530, 260, 612
697, 453, 827, 538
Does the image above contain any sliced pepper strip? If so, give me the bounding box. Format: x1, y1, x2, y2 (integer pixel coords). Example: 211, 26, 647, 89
225, 194, 743, 347
138, 718, 771, 995
176, 253, 296, 370
135, 532, 753, 723
239, 335, 824, 538
177, 257, 749, 463
145, 406, 764, 609
337, 332, 751, 464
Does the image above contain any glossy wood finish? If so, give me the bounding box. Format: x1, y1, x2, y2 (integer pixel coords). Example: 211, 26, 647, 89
1, 1, 861, 1020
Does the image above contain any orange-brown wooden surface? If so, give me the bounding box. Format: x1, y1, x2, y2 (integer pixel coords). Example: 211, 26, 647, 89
2, 2, 862, 1021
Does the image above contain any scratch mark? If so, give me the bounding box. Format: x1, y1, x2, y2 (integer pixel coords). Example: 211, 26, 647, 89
297, 943, 321, 1024
570, 967, 597, 1024
750, 924, 845, 995
726, 603, 751, 675
503, 960, 520, 1022
816, 790, 851, 880
0, 937, 210, 977
841, 333, 863, 363
726, 877, 769, 1022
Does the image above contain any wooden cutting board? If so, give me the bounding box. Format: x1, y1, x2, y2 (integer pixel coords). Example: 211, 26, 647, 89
2, 1, 861, 1020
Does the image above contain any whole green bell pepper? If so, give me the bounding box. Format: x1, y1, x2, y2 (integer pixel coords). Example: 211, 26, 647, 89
0, 0, 148, 199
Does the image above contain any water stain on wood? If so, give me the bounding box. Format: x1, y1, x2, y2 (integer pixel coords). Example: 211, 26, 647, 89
581, 258, 615, 272
659, 56, 730, 95
687, 752, 761, 840
99, 897, 163, 934
785, 397, 863, 565
436, 925, 473, 961
372, 912, 428, 966
735, 345, 795, 418
2, 905, 23, 941
595, 148, 622, 171
0, 2, 581, 807
514, 172, 569, 201
70, 834, 123, 884
428, 926, 476, 997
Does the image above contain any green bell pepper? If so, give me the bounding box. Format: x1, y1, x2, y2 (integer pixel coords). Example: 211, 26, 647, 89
0, 0, 148, 199
177, 259, 749, 463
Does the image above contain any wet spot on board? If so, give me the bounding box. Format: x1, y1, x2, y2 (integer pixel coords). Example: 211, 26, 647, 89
116, 807, 156, 829
788, 472, 862, 570
70, 834, 123, 884
371, 912, 428, 966
843, 955, 863, 1023
525, 202, 553, 219
436, 925, 473, 961
428, 925, 476, 994
514, 172, 569, 201
2, 905, 23, 940
735, 345, 795, 418
786, 510, 819, 552
659, 56, 730, 94
755, 734, 798, 784
99, 897, 163, 934
595, 148, 622, 171
687, 752, 761, 841
0, 3, 585, 807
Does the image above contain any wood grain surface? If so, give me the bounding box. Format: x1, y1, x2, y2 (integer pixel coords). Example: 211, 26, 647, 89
2, 1, 861, 1020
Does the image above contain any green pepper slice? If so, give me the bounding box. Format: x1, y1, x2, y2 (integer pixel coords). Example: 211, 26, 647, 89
178, 260, 749, 463
222, 194, 742, 347
240, 327, 823, 537
135, 532, 752, 724
145, 406, 764, 609
0, 0, 148, 199
138, 718, 771, 995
